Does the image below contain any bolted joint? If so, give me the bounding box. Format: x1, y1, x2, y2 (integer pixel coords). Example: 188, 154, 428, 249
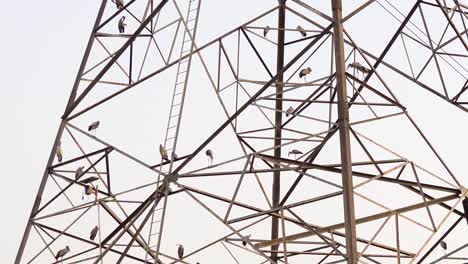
165, 172, 179, 184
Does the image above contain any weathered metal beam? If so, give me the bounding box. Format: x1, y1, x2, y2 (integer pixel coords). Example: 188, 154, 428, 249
63, 0, 170, 118
271, 1, 286, 262
171, 24, 334, 175
14, 3, 108, 262
255, 193, 460, 248
331, 0, 358, 262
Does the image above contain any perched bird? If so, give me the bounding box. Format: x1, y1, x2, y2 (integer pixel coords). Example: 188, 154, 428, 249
82, 185, 96, 200
111, 0, 124, 9
88, 121, 100, 133
299, 67, 312, 80
205, 149, 214, 166
263, 25, 271, 37
242, 234, 251, 247
75, 166, 85, 180
440, 241, 447, 251
297, 25, 307, 37
288, 149, 303, 158
80, 176, 100, 184
56, 141, 63, 162
89, 226, 99, 241
118, 16, 127, 33
285, 106, 294, 117
172, 152, 178, 160
55, 246, 70, 260
159, 144, 169, 161
177, 244, 184, 259
347, 61, 371, 75
84, 185, 95, 196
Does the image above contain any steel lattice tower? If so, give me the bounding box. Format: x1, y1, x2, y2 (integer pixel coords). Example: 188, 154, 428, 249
16, 0, 468, 263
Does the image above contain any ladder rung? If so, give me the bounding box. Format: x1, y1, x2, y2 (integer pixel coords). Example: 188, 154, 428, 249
172, 103, 182, 107
152, 220, 161, 224
170, 114, 179, 118
178, 70, 187, 75
150, 232, 159, 236
166, 137, 175, 140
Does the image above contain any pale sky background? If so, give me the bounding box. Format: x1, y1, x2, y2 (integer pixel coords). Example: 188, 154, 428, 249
0, 0, 467, 263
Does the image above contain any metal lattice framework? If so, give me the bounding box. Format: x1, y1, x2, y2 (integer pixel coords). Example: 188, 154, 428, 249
16, 0, 468, 263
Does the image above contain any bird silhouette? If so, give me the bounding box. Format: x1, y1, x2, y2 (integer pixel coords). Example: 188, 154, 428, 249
285, 106, 294, 117
80, 176, 99, 184
159, 144, 169, 161
55, 246, 70, 260
88, 121, 100, 132
242, 234, 251, 247
205, 149, 214, 166
89, 226, 99, 241
263, 25, 270, 37
118, 16, 127, 33
297, 25, 307, 37
347, 62, 371, 76
288, 149, 303, 158
56, 141, 63, 162
75, 166, 85, 180
111, 0, 124, 9
299, 67, 312, 81
177, 244, 184, 259
440, 241, 447, 252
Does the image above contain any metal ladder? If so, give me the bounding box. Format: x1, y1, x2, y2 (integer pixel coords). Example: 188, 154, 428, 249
145, 0, 201, 262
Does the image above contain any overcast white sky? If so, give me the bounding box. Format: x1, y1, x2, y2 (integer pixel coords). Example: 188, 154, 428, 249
1, 0, 467, 263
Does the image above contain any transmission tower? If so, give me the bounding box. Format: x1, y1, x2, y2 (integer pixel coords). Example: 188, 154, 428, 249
16, 0, 468, 263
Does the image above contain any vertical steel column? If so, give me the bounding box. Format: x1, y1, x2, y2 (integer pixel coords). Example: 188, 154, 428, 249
271, 0, 286, 262
331, 0, 358, 263
14, 1, 108, 263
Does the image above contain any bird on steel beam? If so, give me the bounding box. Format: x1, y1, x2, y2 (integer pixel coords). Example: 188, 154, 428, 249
177, 244, 184, 259
112, 0, 124, 9
288, 149, 303, 158
299, 67, 312, 81
89, 226, 99, 241
118, 16, 127, 33
285, 106, 294, 117
263, 25, 271, 37
205, 149, 214, 167
56, 141, 63, 162
347, 61, 371, 79
160, 144, 169, 161
297, 25, 307, 37
55, 246, 70, 261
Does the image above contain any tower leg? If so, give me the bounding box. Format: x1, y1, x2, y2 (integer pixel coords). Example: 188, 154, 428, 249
271, 0, 286, 262
331, 0, 358, 263
14, 1, 108, 263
